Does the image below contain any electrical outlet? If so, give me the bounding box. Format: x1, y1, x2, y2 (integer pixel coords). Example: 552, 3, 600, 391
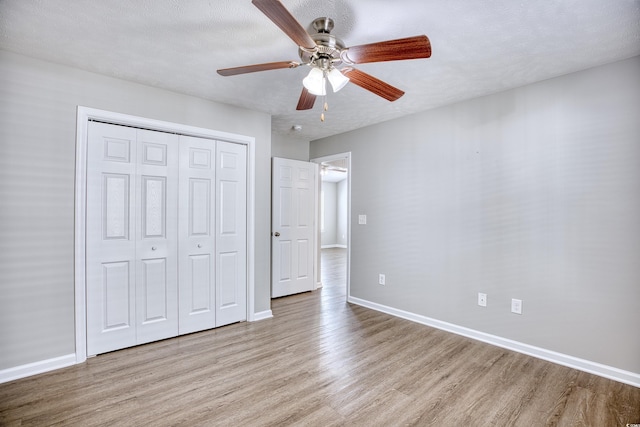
478, 293, 487, 307
379, 274, 385, 285
511, 298, 522, 314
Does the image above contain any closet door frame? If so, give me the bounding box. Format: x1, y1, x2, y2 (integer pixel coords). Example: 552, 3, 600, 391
74, 106, 256, 364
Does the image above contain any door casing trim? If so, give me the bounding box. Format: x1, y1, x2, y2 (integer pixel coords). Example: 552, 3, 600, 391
310, 152, 351, 299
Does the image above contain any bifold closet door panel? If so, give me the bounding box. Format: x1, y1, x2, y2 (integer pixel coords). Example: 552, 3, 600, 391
134, 129, 180, 345
86, 122, 138, 356
215, 141, 247, 327
178, 135, 217, 335
86, 122, 180, 355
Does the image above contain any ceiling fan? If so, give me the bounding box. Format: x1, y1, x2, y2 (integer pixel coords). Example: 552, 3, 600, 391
217, 0, 432, 119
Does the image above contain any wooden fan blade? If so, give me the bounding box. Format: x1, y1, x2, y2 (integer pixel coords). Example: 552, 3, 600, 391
343, 35, 431, 64
217, 61, 299, 76
296, 87, 316, 110
342, 68, 404, 102
252, 0, 316, 49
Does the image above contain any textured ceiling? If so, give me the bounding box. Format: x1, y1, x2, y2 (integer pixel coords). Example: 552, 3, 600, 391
1, 0, 639, 142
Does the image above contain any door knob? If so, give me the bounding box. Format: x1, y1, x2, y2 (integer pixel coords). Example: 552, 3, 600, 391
197, 244, 202, 248
274, 232, 280, 237
151, 246, 157, 251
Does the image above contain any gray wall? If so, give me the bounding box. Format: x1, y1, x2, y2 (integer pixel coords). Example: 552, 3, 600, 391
310, 56, 640, 374
271, 134, 310, 161
0, 50, 272, 370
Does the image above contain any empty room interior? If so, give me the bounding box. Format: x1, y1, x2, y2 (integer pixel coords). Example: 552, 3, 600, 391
1, 0, 639, 425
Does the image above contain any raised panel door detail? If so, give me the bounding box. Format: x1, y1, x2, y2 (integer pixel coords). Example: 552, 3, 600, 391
188, 254, 212, 314
142, 176, 166, 239
220, 151, 237, 170
104, 138, 130, 163
220, 181, 237, 235
297, 168, 309, 181
218, 252, 238, 307
297, 239, 309, 279
190, 148, 211, 169
279, 188, 292, 227
102, 261, 131, 330
140, 258, 168, 323
103, 174, 130, 240
278, 241, 291, 281
190, 178, 210, 236
141, 142, 167, 166
297, 187, 309, 227
279, 165, 292, 182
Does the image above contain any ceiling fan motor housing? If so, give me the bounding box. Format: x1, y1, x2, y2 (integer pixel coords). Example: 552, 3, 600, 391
299, 17, 346, 70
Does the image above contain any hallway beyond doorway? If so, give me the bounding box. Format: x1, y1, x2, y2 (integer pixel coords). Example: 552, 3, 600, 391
321, 248, 347, 300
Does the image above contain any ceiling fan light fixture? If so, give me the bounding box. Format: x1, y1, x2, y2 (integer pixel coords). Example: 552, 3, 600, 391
327, 67, 349, 92
302, 67, 326, 96
218, 2, 432, 116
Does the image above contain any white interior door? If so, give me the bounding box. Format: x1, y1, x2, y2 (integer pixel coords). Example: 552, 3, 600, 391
178, 135, 216, 334
215, 141, 247, 326
271, 157, 317, 298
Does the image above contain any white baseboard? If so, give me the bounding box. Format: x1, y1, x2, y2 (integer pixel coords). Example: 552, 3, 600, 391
321, 244, 347, 249
348, 296, 640, 388
252, 309, 273, 321
0, 353, 77, 384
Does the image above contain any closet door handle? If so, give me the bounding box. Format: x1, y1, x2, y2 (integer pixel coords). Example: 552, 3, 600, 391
151, 246, 157, 251
274, 232, 280, 237
197, 244, 202, 248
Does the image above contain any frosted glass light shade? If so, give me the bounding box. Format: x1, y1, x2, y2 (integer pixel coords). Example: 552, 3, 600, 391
303, 68, 326, 96
327, 68, 349, 92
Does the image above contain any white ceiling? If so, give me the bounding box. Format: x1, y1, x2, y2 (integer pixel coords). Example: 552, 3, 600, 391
1, 0, 639, 142
321, 170, 347, 183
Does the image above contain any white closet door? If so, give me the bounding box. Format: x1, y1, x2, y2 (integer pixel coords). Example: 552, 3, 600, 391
87, 122, 138, 355
87, 122, 179, 355
215, 141, 247, 326
178, 135, 216, 334
134, 129, 179, 344
87, 121, 247, 355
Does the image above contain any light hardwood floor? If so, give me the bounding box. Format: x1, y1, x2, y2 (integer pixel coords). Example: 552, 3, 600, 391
1, 248, 639, 426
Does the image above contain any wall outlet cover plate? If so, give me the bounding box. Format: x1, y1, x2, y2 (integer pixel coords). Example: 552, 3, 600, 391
478, 293, 487, 307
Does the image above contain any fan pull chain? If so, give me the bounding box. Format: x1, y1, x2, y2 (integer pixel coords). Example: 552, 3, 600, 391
320, 74, 327, 122
321, 97, 328, 122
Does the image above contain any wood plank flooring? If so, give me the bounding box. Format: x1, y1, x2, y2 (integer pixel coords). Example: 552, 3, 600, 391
1, 248, 639, 426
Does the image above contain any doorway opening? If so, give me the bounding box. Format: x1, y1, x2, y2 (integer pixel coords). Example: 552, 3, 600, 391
311, 153, 351, 300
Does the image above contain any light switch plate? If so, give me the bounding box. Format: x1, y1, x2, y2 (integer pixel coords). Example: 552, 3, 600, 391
511, 298, 522, 314
358, 214, 367, 225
